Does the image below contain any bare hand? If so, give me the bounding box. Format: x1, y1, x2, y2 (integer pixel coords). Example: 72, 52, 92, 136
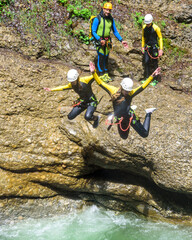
100, 40, 105, 46
89, 62, 95, 73
44, 87, 51, 91
158, 49, 163, 57
122, 41, 128, 48
152, 67, 161, 77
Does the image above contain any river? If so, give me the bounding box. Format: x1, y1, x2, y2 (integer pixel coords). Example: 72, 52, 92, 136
0, 205, 192, 240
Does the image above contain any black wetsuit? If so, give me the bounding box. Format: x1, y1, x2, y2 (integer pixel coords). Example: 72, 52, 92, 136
93, 71, 154, 139
51, 75, 98, 121
142, 23, 163, 78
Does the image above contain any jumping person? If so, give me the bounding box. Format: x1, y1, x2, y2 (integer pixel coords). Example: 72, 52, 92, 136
142, 14, 163, 86
92, 2, 128, 82
89, 61, 160, 139
44, 69, 100, 128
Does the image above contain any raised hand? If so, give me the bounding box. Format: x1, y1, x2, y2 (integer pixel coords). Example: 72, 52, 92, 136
89, 61, 95, 73
152, 67, 161, 77
122, 41, 128, 48
44, 87, 51, 91
158, 49, 163, 57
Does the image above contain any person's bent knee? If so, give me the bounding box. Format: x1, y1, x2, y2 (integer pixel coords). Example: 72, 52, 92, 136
68, 113, 75, 120
140, 132, 149, 138
84, 113, 93, 121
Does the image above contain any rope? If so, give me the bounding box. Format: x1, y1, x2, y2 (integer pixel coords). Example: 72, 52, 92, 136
72, 101, 82, 107
101, 37, 113, 51
145, 47, 160, 59
105, 116, 133, 132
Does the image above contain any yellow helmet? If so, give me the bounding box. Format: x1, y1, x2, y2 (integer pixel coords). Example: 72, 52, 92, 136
103, 2, 113, 10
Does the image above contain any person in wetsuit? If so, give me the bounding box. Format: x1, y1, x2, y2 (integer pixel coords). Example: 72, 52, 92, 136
142, 14, 163, 85
44, 69, 100, 128
92, 2, 128, 82
89, 61, 161, 139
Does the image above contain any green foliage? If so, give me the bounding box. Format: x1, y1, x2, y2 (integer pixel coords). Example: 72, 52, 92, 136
163, 37, 188, 63
1, 0, 112, 54
0, 0, 12, 15
67, 4, 92, 19
58, 0, 68, 5
132, 12, 144, 28
58, 0, 93, 19
160, 20, 166, 28
74, 29, 89, 45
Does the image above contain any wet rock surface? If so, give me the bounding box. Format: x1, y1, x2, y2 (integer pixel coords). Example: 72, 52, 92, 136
0, 0, 192, 224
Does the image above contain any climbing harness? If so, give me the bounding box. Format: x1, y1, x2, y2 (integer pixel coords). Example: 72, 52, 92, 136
145, 46, 160, 59
101, 37, 113, 50
105, 115, 133, 132
89, 96, 99, 107
73, 96, 99, 108
73, 99, 84, 107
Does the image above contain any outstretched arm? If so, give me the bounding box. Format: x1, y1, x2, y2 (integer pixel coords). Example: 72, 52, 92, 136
89, 62, 118, 96
112, 19, 128, 48
44, 87, 51, 91
130, 67, 161, 97
151, 67, 161, 77
44, 83, 72, 92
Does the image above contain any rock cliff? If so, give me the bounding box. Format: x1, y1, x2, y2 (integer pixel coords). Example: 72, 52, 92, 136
0, 0, 191, 224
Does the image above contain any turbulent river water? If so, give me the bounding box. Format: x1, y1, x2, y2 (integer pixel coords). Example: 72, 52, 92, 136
0, 205, 192, 240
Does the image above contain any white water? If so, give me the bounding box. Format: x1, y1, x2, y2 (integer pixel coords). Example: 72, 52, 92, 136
0, 206, 192, 240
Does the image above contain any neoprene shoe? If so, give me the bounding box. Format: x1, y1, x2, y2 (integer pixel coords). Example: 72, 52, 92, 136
104, 73, 112, 82
93, 116, 100, 128
100, 74, 109, 83
150, 80, 158, 86
145, 108, 156, 114
131, 105, 137, 111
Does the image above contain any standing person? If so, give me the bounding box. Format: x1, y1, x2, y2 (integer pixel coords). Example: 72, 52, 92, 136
44, 69, 100, 128
142, 14, 163, 86
89, 61, 160, 139
92, 2, 128, 82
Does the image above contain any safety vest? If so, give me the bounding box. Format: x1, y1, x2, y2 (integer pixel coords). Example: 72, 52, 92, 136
96, 17, 113, 38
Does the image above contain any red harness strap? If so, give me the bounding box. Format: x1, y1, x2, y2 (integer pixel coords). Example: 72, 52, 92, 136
145, 47, 160, 59
105, 116, 133, 132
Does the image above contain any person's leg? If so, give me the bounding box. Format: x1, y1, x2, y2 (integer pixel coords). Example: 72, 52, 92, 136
144, 50, 150, 78
103, 53, 112, 81
152, 46, 159, 81
84, 105, 96, 121
104, 53, 109, 73
131, 108, 156, 138
84, 105, 100, 128
68, 106, 85, 120
97, 50, 105, 74
131, 113, 150, 138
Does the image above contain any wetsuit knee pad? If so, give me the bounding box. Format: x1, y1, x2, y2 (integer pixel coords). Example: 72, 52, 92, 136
140, 132, 149, 138
67, 113, 75, 120
84, 112, 93, 121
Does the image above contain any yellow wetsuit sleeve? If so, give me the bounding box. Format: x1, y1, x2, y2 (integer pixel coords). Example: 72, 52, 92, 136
130, 76, 154, 97
50, 83, 72, 91
93, 71, 118, 96
142, 25, 146, 48
80, 75, 94, 84
153, 24, 163, 50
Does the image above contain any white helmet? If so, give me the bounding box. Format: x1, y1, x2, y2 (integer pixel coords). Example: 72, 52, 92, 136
144, 14, 153, 24
120, 78, 133, 91
67, 69, 79, 82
